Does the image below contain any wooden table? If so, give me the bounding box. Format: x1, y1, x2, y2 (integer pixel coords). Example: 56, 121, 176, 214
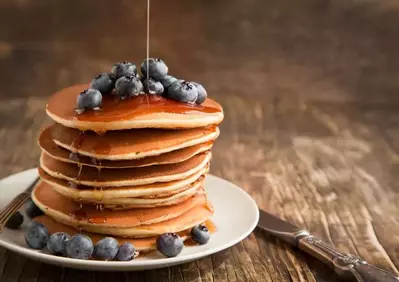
1, 0, 399, 281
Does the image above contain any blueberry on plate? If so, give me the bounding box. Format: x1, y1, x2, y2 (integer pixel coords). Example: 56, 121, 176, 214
47, 232, 71, 255
191, 82, 207, 105
93, 237, 119, 261
5, 211, 23, 229
76, 89, 102, 111
167, 81, 198, 103
143, 78, 164, 94
115, 76, 143, 99
111, 62, 137, 79
26, 199, 43, 219
141, 58, 168, 81
190, 224, 210, 245
90, 73, 116, 94
156, 233, 184, 257
65, 234, 93, 260
115, 242, 136, 261
25, 221, 49, 250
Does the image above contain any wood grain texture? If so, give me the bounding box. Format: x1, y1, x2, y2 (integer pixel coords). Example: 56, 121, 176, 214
1, 0, 399, 281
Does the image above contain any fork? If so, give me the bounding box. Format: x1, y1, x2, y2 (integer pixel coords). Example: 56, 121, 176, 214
0, 176, 40, 232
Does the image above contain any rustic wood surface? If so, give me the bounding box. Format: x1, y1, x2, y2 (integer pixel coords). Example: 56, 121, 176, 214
1, 0, 399, 281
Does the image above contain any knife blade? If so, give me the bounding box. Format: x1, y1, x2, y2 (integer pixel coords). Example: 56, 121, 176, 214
257, 209, 399, 282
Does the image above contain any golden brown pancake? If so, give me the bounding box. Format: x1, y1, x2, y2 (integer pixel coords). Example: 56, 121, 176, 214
34, 215, 215, 252
38, 169, 206, 209
39, 127, 213, 168
45, 123, 219, 160
32, 181, 208, 228
40, 151, 211, 187
46, 84, 224, 131
32, 181, 213, 237
38, 166, 208, 197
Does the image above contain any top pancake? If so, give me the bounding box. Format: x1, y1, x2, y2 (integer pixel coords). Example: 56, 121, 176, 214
46, 84, 224, 131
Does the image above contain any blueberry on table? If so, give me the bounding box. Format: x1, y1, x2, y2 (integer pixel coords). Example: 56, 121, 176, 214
161, 75, 179, 89
93, 237, 119, 261
191, 82, 207, 105
115, 242, 136, 261
76, 89, 102, 112
143, 78, 164, 94
141, 58, 168, 81
90, 73, 115, 94
156, 233, 184, 257
25, 199, 43, 219
47, 232, 71, 255
190, 225, 210, 245
167, 81, 198, 103
115, 76, 143, 99
25, 221, 49, 249
5, 211, 23, 229
111, 62, 137, 79
65, 234, 93, 260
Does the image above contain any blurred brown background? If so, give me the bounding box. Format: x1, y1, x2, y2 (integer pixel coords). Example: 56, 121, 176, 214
1, 0, 399, 102
1, 1, 399, 281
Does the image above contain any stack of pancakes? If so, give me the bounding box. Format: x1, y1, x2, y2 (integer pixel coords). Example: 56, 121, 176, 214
32, 84, 223, 252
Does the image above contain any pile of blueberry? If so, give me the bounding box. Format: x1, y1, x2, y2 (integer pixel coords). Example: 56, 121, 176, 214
6, 200, 211, 260
22, 222, 210, 260
76, 59, 208, 112
25, 222, 136, 261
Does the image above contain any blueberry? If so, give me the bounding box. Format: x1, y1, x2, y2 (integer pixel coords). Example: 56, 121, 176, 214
190, 225, 210, 245
111, 62, 137, 79
93, 237, 119, 260
167, 81, 198, 103
65, 234, 93, 260
143, 78, 164, 94
115, 242, 136, 261
115, 76, 143, 99
156, 233, 184, 257
141, 58, 168, 81
90, 73, 115, 94
160, 75, 178, 89
25, 221, 49, 249
192, 82, 207, 105
26, 200, 43, 219
5, 212, 23, 229
76, 89, 102, 111
47, 232, 71, 255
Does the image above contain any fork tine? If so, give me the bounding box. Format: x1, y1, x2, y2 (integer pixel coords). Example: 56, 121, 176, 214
0, 176, 40, 233
0, 197, 28, 222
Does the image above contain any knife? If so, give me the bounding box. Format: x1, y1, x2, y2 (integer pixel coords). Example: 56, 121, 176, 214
257, 209, 399, 281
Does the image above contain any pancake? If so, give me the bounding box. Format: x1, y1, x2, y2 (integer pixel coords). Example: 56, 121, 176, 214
39, 127, 213, 168
46, 84, 224, 131
38, 166, 208, 198
32, 181, 213, 237
34, 215, 215, 252
45, 123, 219, 160
40, 171, 206, 209
40, 151, 211, 187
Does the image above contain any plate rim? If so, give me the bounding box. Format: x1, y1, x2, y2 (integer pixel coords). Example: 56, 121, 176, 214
0, 168, 259, 270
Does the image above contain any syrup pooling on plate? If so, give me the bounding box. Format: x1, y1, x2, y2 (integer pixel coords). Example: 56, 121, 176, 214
47, 84, 222, 123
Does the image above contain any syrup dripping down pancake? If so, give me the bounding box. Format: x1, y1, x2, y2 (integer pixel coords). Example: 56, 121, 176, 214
40, 151, 211, 187
46, 84, 224, 131
39, 127, 213, 168
39, 168, 207, 209
32, 181, 213, 238
45, 123, 219, 160
38, 166, 208, 198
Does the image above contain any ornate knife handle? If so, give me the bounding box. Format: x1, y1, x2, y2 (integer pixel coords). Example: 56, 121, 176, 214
297, 235, 399, 281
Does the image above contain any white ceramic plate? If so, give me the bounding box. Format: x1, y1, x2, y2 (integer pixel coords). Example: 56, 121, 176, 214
0, 169, 259, 271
